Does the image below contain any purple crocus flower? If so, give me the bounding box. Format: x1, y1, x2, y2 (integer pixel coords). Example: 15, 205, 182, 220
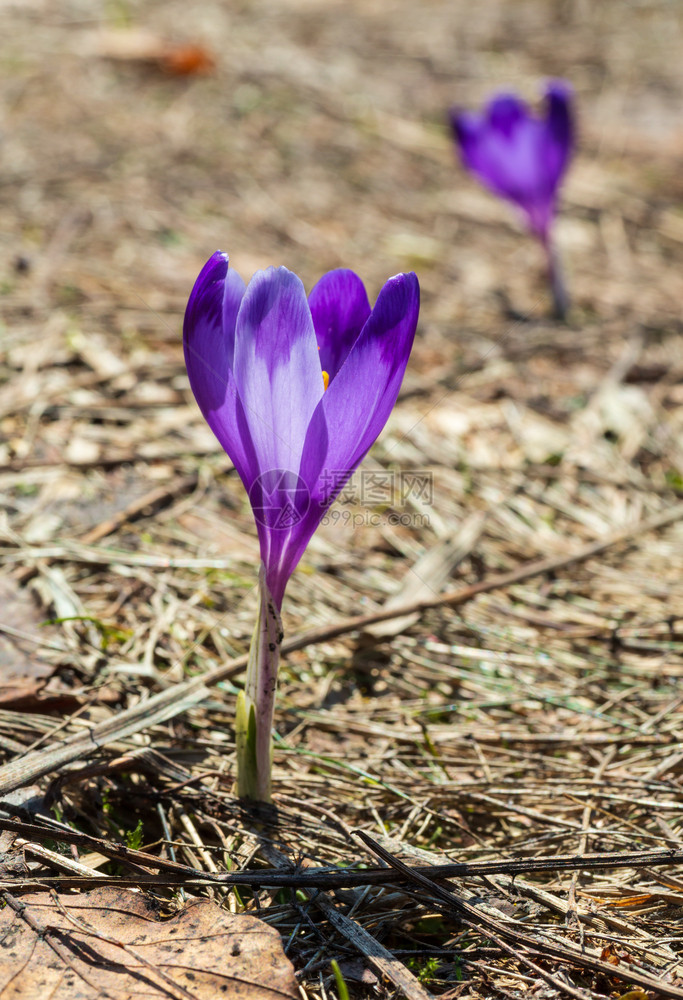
183, 252, 419, 799
184, 252, 419, 608
450, 81, 574, 317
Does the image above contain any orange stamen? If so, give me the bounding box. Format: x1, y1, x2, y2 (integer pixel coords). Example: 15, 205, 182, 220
322, 370, 329, 391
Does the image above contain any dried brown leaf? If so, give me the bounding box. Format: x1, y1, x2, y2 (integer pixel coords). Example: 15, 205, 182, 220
0, 577, 56, 704
0, 888, 298, 999
81, 28, 215, 75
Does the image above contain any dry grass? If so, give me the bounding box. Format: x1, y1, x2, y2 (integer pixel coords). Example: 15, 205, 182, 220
1, 0, 683, 997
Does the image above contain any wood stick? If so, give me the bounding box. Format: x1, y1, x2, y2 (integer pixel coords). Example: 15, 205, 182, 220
1, 817, 682, 891
12, 471, 211, 585
1, 500, 682, 795
356, 831, 683, 1000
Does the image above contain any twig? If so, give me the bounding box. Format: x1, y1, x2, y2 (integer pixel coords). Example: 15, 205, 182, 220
472, 920, 592, 1000
2, 817, 683, 890
566, 747, 616, 936
1, 501, 682, 795
12, 471, 213, 585
312, 891, 436, 1000
355, 832, 683, 1000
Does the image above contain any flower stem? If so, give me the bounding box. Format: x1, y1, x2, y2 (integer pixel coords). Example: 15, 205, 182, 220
543, 233, 570, 321
235, 566, 283, 801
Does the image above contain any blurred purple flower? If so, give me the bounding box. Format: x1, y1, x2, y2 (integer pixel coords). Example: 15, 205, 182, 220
450, 81, 573, 241
450, 81, 574, 316
184, 253, 419, 610
183, 253, 419, 799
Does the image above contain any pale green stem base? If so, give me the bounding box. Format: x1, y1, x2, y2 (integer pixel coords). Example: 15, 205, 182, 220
235, 567, 283, 802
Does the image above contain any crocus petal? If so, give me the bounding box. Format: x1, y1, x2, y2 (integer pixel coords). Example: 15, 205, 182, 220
543, 80, 573, 190
259, 272, 419, 605
232, 266, 325, 478
302, 271, 420, 502
308, 269, 371, 381
454, 96, 545, 205
487, 94, 528, 136
183, 252, 259, 483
